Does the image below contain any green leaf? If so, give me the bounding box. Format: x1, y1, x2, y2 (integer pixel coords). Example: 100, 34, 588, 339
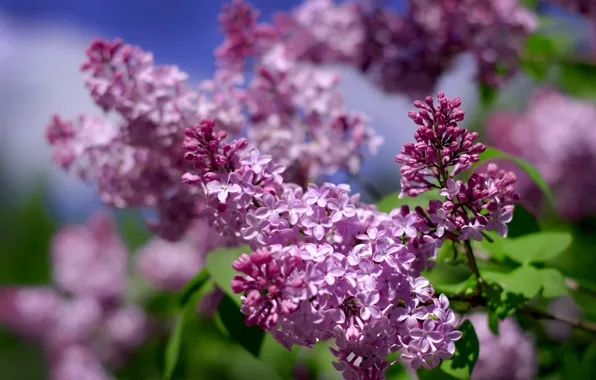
376, 190, 439, 214
479, 83, 497, 108
217, 293, 265, 357
483, 282, 529, 329
520, 34, 554, 81
501, 232, 572, 264
539, 268, 569, 298
0, 190, 55, 284
163, 314, 184, 380
499, 265, 543, 299
116, 211, 150, 252
418, 367, 460, 380
557, 62, 596, 100
440, 321, 479, 379
480, 147, 555, 205
259, 335, 299, 379
178, 268, 209, 307
162, 280, 214, 380
476, 233, 507, 262
205, 245, 251, 305
487, 312, 500, 336
433, 276, 476, 295
520, 0, 537, 8
581, 343, 596, 378
507, 206, 540, 238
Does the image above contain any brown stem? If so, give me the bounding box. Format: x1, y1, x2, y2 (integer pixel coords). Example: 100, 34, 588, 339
520, 306, 596, 333
447, 293, 596, 334
462, 240, 484, 294
565, 278, 596, 299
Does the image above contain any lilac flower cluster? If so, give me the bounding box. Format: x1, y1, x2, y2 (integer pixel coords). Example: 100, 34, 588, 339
136, 218, 225, 292
487, 87, 596, 220
47, 2, 381, 239
0, 212, 147, 380
180, 96, 522, 378
45, 39, 218, 241
467, 313, 537, 380
544, 295, 584, 342
396, 92, 519, 240
216, 0, 382, 185
275, 0, 537, 97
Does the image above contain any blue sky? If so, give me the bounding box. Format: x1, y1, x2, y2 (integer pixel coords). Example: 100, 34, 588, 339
0, 0, 308, 76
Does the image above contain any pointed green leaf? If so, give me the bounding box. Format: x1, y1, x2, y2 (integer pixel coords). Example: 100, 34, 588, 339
502, 232, 572, 264
440, 321, 479, 379
260, 335, 299, 379
205, 245, 251, 305
376, 190, 439, 214
163, 280, 214, 380
178, 268, 209, 307
501, 265, 542, 299
581, 343, 596, 378
539, 268, 569, 298
217, 293, 265, 357
557, 62, 596, 100
163, 314, 184, 380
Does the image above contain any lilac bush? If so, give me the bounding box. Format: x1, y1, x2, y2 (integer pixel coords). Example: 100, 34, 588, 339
467, 313, 537, 380
0, 212, 147, 379
3, 0, 596, 379
487, 88, 596, 220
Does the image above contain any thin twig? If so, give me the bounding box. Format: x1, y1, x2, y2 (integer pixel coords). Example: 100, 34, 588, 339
565, 278, 596, 299
447, 293, 596, 334
462, 240, 484, 295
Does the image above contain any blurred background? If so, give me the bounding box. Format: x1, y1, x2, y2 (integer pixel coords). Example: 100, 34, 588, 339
0, 1, 595, 379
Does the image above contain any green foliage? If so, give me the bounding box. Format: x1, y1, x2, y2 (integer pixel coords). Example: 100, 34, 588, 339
557, 62, 596, 100
178, 268, 209, 307
376, 190, 439, 214
539, 268, 569, 299
483, 281, 529, 335
480, 147, 555, 206
116, 210, 151, 252
260, 335, 300, 379
164, 313, 185, 380
440, 321, 480, 379
501, 232, 572, 265
205, 245, 251, 305
0, 191, 55, 284
216, 293, 265, 357
581, 343, 596, 379
163, 279, 214, 379
484, 265, 542, 299
520, 34, 555, 81
507, 206, 540, 238
478, 84, 497, 109
520, 0, 537, 9
433, 276, 476, 295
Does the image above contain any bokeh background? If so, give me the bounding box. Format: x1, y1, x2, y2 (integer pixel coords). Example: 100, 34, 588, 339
1, 1, 595, 379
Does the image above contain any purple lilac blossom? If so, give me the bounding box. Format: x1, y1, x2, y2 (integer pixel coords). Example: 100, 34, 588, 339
467, 313, 537, 380
487, 87, 596, 220
46, 2, 381, 241
136, 218, 224, 292
544, 295, 584, 342
0, 212, 147, 380
182, 117, 462, 378
275, 0, 537, 97
181, 92, 519, 379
